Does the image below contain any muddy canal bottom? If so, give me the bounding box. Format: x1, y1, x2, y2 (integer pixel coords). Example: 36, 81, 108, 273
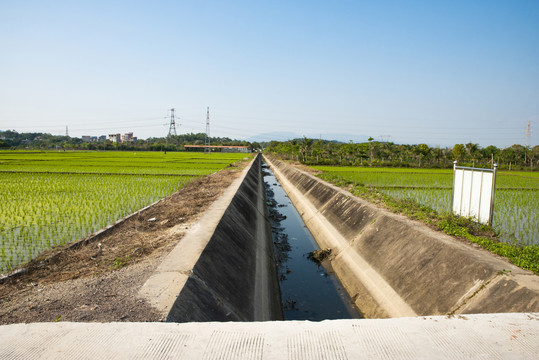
263, 163, 362, 320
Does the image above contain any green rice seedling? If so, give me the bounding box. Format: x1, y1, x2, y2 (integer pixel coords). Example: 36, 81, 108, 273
316, 166, 538, 246
0, 151, 250, 272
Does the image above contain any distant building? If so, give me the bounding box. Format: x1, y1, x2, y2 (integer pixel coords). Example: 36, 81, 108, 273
81, 136, 91, 143
98, 135, 107, 142
122, 132, 134, 142
109, 134, 121, 143
90, 136, 98, 142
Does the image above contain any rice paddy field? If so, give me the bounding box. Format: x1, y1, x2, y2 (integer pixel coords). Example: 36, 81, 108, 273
314, 166, 539, 246
0, 151, 250, 273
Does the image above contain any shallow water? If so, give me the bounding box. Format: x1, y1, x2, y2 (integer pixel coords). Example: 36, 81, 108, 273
263, 163, 362, 320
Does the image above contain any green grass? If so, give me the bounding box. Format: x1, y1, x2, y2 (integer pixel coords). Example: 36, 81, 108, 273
314, 166, 539, 275
112, 256, 130, 270
0, 150, 250, 272
314, 166, 538, 246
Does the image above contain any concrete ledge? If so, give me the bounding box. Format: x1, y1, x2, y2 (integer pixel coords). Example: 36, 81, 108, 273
264, 156, 539, 318
140, 154, 282, 321
1, 313, 538, 359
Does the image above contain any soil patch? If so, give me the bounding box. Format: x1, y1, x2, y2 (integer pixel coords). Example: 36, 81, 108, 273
0, 161, 248, 324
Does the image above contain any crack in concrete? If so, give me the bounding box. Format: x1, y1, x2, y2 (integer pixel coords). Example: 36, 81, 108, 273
447, 273, 500, 315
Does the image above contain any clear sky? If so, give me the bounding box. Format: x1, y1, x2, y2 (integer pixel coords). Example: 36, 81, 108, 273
1, 0, 537, 147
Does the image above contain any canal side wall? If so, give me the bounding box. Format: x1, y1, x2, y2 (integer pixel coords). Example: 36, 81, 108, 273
264, 156, 539, 318
140, 154, 282, 322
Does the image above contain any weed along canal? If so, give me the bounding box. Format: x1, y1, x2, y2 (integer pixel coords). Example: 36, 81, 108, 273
262, 162, 362, 320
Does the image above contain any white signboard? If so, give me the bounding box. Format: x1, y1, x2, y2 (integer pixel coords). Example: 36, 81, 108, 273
451, 163, 497, 225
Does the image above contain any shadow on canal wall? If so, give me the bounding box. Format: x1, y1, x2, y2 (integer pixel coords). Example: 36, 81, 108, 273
264, 155, 539, 318
141, 154, 282, 322
167, 154, 282, 321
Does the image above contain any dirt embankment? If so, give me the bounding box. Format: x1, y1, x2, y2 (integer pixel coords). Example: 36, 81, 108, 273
0, 162, 248, 324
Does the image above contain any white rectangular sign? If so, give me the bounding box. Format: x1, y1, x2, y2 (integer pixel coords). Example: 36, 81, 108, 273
452, 165, 497, 225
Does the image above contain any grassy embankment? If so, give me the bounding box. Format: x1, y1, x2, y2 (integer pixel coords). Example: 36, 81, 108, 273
313, 166, 539, 275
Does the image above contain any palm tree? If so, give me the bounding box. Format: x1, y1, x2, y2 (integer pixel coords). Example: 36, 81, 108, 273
465, 143, 479, 166
299, 137, 313, 163
453, 144, 466, 162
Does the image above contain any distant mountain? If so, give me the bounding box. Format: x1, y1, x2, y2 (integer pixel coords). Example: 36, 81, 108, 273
246, 132, 301, 142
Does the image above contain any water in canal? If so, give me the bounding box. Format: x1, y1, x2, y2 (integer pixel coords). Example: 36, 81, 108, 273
262, 163, 362, 320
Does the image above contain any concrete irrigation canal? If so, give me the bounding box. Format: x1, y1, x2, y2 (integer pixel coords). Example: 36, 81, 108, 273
263, 161, 362, 320
138, 153, 539, 321
1, 153, 538, 359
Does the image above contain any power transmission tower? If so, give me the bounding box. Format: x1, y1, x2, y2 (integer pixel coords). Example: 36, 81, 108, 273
168, 108, 177, 137
525, 121, 531, 147
204, 107, 210, 153
65, 126, 69, 137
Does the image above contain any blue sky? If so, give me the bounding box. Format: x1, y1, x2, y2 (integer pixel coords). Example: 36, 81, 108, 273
1, 0, 537, 147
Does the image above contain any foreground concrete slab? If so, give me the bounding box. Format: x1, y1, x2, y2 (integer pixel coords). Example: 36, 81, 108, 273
1, 313, 537, 359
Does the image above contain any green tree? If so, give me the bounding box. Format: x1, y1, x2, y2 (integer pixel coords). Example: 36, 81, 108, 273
452, 144, 466, 162
415, 144, 431, 167
465, 143, 479, 166
250, 142, 261, 152
299, 137, 313, 163
481, 145, 500, 167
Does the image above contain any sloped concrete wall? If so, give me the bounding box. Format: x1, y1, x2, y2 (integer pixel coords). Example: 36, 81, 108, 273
142, 154, 282, 322
167, 154, 282, 322
264, 156, 539, 318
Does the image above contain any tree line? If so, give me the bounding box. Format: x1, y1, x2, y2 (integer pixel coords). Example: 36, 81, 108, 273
3, 130, 537, 170
0, 130, 254, 152
265, 138, 538, 170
